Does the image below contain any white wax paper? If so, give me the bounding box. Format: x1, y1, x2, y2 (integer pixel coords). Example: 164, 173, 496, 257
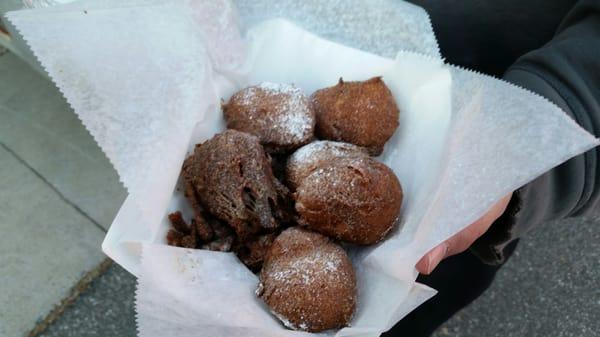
233, 0, 440, 59
6, 1, 599, 336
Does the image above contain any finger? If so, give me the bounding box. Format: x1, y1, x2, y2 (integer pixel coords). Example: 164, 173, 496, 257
445, 194, 512, 257
416, 194, 513, 274
445, 217, 492, 256
415, 217, 490, 274
416, 242, 449, 275
416, 220, 489, 275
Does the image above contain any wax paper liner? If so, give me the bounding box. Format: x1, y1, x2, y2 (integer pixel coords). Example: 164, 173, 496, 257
233, 0, 440, 59
6, 1, 599, 337
6, 0, 246, 195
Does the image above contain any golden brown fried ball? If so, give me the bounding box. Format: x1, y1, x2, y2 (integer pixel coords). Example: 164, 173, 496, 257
295, 157, 402, 245
311, 77, 399, 155
223, 83, 315, 153
258, 227, 356, 332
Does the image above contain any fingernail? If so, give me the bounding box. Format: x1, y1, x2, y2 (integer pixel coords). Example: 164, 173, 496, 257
425, 243, 448, 274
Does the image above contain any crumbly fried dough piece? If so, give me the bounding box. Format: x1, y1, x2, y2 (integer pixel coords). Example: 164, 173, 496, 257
183, 179, 204, 218
311, 77, 399, 155
258, 228, 356, 332
166, 229, 184, 247
234, 233, 277, 272
193, 215, 214, 242
201, 236, 234, 252
168, 211, 190, 234
182, 130, 287, 241
166, 212, 197, 248
167, 210, 228, 249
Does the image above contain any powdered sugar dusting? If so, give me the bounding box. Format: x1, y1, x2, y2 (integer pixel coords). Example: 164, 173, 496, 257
302, 163, 366, 193
235, 82, 314, 142
268, 249, 342, 285
287, 141, 369, 189
258, 81, 298, 93
290, 141, 367, 165
271, 309, 299, 330
273, 104, 313, 141
270, 309, 310, 331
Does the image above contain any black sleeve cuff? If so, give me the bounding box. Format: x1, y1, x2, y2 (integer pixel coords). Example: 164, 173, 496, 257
469, 192, 521, 265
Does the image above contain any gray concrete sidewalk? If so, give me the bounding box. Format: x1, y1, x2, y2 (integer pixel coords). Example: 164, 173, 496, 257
432, 216, 600, 337
0, 50, 126, 337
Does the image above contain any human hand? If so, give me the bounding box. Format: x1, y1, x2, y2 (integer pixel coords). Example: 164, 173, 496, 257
416, 193, 513, 275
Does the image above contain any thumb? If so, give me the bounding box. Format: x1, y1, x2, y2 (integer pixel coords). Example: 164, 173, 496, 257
416, 242, 449, 275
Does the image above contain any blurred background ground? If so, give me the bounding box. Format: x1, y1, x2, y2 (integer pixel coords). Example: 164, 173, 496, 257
0, 49, 125, 337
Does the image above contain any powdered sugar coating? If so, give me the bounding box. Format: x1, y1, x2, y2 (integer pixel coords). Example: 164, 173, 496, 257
257, 82, 298, 93
286, 140, 368, 190
224, 83, 316, 153
258, 227, 356, 332
268, 249, 342, 285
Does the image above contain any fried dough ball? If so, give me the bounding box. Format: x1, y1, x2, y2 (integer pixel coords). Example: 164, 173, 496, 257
258, 227, 356, 332
224, 83, 315, 153
311, 77, 399, 155
295, 157, 402, 245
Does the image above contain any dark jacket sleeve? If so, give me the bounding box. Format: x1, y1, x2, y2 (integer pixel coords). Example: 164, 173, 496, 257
470, 0, 600, 265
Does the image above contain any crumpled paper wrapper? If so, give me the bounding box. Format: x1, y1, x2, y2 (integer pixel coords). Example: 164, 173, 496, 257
6, 1, 598, 336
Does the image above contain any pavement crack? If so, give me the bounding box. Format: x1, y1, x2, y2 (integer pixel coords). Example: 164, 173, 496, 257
26, 259, 113, 337
0, 141, 107, 233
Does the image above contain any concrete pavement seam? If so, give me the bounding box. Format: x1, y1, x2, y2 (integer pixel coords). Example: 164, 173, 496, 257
26, 259, 113, 337
0, 141, 106, 233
